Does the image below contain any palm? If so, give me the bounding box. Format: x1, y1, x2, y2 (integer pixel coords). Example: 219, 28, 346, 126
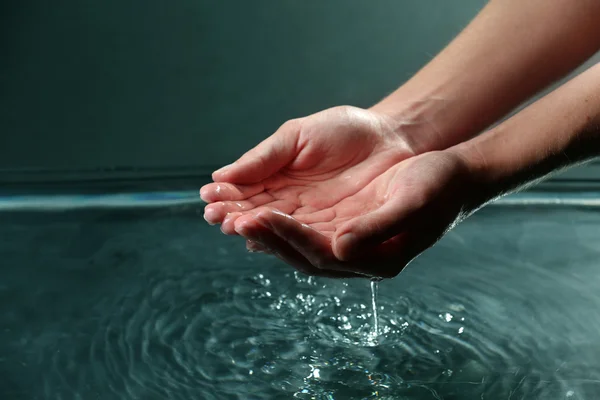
201, 106, 415, 236
239, 151, 408, 236
241, 151, 470, 279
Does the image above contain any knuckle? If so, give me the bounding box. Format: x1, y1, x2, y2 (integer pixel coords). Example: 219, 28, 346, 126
280, 118, 301, 132
334, 105, 354, 115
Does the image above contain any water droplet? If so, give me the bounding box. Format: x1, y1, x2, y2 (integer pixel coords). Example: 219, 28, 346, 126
442, 313, 453, 322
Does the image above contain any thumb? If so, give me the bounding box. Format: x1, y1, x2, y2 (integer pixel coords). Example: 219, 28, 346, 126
332, 196, 424, 261
212, 119, 301, 184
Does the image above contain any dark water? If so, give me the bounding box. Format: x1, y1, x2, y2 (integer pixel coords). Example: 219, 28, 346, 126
1, 196, 600, 399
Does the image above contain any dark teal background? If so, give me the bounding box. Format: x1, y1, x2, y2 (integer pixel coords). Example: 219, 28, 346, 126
1, 1, 598, 180
1, 1, 485, 171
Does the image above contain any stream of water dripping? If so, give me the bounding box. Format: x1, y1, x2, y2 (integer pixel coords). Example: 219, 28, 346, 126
369, 278, 381, 344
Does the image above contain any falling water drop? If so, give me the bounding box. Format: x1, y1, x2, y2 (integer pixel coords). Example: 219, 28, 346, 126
369, 277, 382, 344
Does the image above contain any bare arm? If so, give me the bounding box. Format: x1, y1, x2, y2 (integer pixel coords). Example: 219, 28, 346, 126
326, 64, 600, 274
373, 0, 600, 155
454, 62, 600, 209
203, 1, 600, 278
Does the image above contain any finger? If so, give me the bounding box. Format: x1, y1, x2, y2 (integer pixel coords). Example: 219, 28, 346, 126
204, 203, 244, 225
332, 193, 423, 261
338, 209, 453, 279
203, 195, 297, 225
235, 215, 361, 278
221, 212, 243, 235
252, 209, 339, 270
212, 119, 302, 184
203, 202, 236, 226
203, 195, 267, 225
305, 222, 336, 235
370, 229, 438, 278
235, 214, 311, 274
200, 182, 264, 203
253, 210, 378, 277
246, 239, 270, 253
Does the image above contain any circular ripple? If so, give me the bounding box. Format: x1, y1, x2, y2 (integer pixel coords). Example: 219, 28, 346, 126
42, 250, 600, 400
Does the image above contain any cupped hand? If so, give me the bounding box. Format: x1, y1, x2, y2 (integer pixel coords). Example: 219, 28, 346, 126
201, 106, 413, 242
200, 106, 471, 278
232, 151, 474, 278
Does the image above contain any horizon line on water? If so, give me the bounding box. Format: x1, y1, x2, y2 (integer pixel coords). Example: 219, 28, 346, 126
0, 190, 599, 211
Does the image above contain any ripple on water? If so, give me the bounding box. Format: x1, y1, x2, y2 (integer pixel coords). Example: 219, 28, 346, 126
41, 252, 600, 400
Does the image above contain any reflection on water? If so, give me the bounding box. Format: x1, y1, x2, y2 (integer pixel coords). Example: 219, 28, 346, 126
1, 197, 600, 399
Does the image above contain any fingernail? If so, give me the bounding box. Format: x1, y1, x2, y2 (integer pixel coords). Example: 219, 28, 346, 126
214, 164, 232, 175
222, 212, 231, 223
252, 213, 272, 230
199, 188, 208, 202
234, 219, 251, 235
247, 243, 267, 253
335, 233, 357, 260
220, 213, 231, 233
203, 208, 217, 225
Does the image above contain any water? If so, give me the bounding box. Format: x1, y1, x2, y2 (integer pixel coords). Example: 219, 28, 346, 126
368, 279, 380, 346
1, 192, 600, 399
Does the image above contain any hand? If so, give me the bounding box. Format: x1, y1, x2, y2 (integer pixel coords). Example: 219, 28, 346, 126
200, 105, 419, 272
231, 151, 475, 278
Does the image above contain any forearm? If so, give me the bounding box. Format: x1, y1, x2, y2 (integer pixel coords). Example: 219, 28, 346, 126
372, 0, 600, 154
453, 63, 600, 209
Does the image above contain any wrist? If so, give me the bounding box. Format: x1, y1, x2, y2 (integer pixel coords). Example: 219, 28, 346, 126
369, 71, 498, 155
370, 94, 456, 155
447, 140, 501, 212
450, 62, 600, 208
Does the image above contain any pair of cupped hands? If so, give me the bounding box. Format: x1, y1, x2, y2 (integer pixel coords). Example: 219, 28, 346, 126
201, 106, 475, 279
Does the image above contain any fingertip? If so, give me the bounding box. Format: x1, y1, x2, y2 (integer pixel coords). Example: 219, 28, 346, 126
246, 239, 270, 254
252, 209, 274, 226
211, 163, 237, 183
200, 184, 222, 203
199, 186, 211, 203
234, 214, 258, 236
211, 171, 226, 183
213, 163, 232, 175
332, 232, 357, 261
252, 208, 270, 220
234, 220, 249, 236
203, 207, 218, 225
221, 212, 242, 235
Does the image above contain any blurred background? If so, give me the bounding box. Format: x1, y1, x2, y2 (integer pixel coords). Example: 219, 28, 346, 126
1, 0, 599, 185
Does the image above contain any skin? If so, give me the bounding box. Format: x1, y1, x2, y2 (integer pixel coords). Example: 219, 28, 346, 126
200, 0, 600, 279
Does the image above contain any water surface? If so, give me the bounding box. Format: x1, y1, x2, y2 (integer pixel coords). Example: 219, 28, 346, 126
1, 194, 599, 399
